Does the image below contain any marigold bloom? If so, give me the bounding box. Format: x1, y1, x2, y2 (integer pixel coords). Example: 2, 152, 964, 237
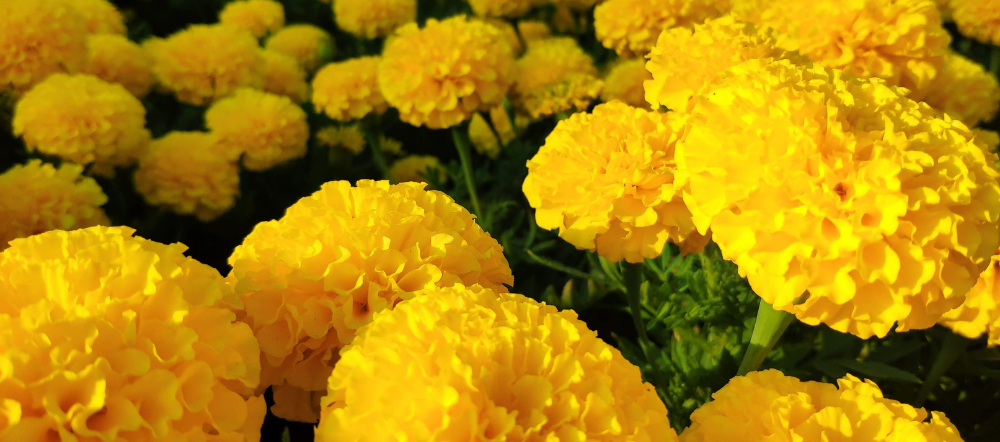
14, 74, 150, 172
940, 252, 1000, 347
466, 0, 540, 18
909, 51, 1000, 126
316, 125, 367, 155
389, 155, 447, 185
84, 34, 155, 97
379, 136, 404, 156
63, 0, 125, 35
681, 370, 963, 441
0, 160, 108, 249
151, 24, 264, 105
524, 101, 703, 263
0, 226, 265, 442
379, 16, 515, 128
312, 57, 387, 121
483, 18, 523, 54
601, 58, 652, 109
228, 180, 513, 422
219, 0, 285, 38
205, 88, 310, 171
265, 24, 334, 72
676, 60, 1000, 338
488, 104, 529, 144
333, 0, 416, 38
951, 0, 1000, 45
134, 132, 240, 221
316, 284, 678, 442
595, 0, 726, 57
0, 0, 88, 93
513, 37, 602, 119
260, 49, 309, 102
518, 19, 551, 43
469, 113, 502, 158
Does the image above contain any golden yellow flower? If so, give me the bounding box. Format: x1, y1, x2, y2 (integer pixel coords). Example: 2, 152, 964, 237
205, 88, 310, 171
550, 0, 602, 10
940, 252, 1000, 347
594, 0, 726, 57
975, 128, 1000, 152
389, 155, 448, 185
0, 0, 88, 93
150, 24, 264, 105
379, 135, 404, 156
483, 18, 523, 54
84, 34, 155, 97
513, 37, 602, 118
333, 0, 416, 38
517, 19, 551, 43
466, 0, 541, 18
469, 113, 502, 158
378, 16, 515, 128
0, 226, 265, 442
265, 24, 334, 72
134, 131, 241, 221
488, 103, 529, 144
951, 0, 1000, 45
524, 101, 702, 263
681, 370, 963, 441
219, 0, 285, 38
909, 50, 1000, 126
316, 284, 678, 442
316, 125, 367, 155
676, 59, 1000, 338
601, 58, 652, 109
0, 160, 108, 250
63, 0, 125, 35
312, 57, 387, 121
13, 74, 150, 172
260, 48, 309, 103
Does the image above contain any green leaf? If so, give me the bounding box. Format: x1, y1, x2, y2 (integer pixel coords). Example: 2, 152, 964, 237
831, 358, 922, 384
282, 428, 291, 442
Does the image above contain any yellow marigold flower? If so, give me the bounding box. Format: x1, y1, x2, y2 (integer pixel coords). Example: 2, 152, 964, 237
390, 155, 448, 185
0, 0, 88, 93
488, 103, 529, 144
134, 131, 240, 221
940, 252, 1000, 346
595, 0, 726, 57
151, 24, 264, 105
518, 19, 551, 43
951, 0, 1000, 44
227, 180, 514, 422
316, 284, 678, 442
0, 226, 265, 442
524, 101, 702, 263
976, 128, 1000, 152
219, 0, 285, 38
84, 34, 155, 97
466, 0, 541, 18
205, 88, 310, 171
63, 0, 125, 35
681, 370, 963, 441
13, 74, 150, 172
378, 16, 515, 129
469, 113, 502, 158
601, 58, 652, 109
909, 51, 1000, 126
265, 24, 334, 72
0, 160, 108, 249
483, 18, 523, 54
260, 48, 309, 103
513, 37, 602, 118
676, 60, 1000, 338
379, 135, 404, 155
316, 125, 367, 155
312, 57, 387, 121
550, 0, 602, 10
333, 0, 416, 38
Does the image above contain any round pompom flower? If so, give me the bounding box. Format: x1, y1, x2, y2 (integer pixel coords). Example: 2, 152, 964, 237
265, 24, 334, 72
676, 60, 1000, 338
260, 48, 309, 103
205, 88, 310, 171
909, 50, 1000, 127
312, 57, 387, 121
0, 160, 108, 249
151, 24, 265, 105
465, 0, 541, 18
389, 155, 447, 185
316, 125, 367, 155
940, 252, 1000, 347
482, 18, 524, 54
316, 284, 679, 442
84, 34, 156, 97
13, 74, 151, 172
594, 0, 726, 57
681, 370, 963, 441
227, 180, 514, 422
518, 19, 551, 43
63, 0, 125, 35
0, 0, 88, 93
219, 0, 285, 38
951, 0, 1000, 45
601, 58, 652, 109
0, 226, 265, 441
333, 0, 416, 39
512, 37, 603, 118
378, 16, 515, 129
524, 101, 703, 263
134, 131, 240, 221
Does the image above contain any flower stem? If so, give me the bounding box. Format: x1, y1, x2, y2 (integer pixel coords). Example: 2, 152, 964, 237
914, 332, 967, 407
451, 125, 483, 218
991, 46, 1000, 77
623, 262, 656, 365
360, 117, 391, 181
737, 300, 795, 376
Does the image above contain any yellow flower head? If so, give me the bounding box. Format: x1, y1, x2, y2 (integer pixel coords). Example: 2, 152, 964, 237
0, 0, 88, 93
676, 59, 1000, 338
333, 0, 416, 39
0, 226, 265, 442
219, 0, 285, 38
483, 18, 524, 55
378, 16, 515, 129
951, 0, 1000, 45
595, 0, 726, 57
134, 132, 240, 222
260, 48, 309, 103
0, 160, 108, 249
469, 113, 502, 159
389, 155, 447, 185
550, 0, 601, 10
14, 74, 150, 172
940, 252, 1000, 347
513, 37, 602, 119
205, 88, 310, 171
517, 19, 551, 43
316, 125, 367, 155
316, 284, 678, 442
681, 370, 962, 441
601, 58, 653, 110
228, 180, 513, 422
909, 50, 1000, 127
312, 57, 387, 121
466, 0, 541, 18
489, 103, 529, 144
84, 34, 155, 97
524, 101, 703, 263
265, 24, 334, 72
63, 0, 125, 35
379, 135, 404, 156
151, 24, 264, 105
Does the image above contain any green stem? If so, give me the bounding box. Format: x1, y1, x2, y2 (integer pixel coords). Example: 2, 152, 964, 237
737, 300, 795, 376
914, 332, 968, 407
991, 47, 1000, 77
502, 96, 519, 140
451, 125, 483, 218
623, 262, 656, 365
360, 118, 391, 181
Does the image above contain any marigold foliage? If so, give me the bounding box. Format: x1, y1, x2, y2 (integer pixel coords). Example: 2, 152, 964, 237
0, 0, 88, 93
0, 160, 108, 249
312, 57, 387, 121
205, 88, 310, 171
378, 16, 515, 129
601, 58, 652, 110
265, 24, 334, 72
134, 132, 241, 222
219, 0, 285, 38
951, 0, 1000, 45
316, 284, 678, 442
260, 49, 309, 103
469, 113, 502, 159
227, 180, 513, 422
513, 37, 602, 118
63, 0, 125, 35
681, 370, 963, 441
940, 252, 1000, 347
315, 125, 367, 155
676, 60, 1000, 338
333, 0, 416, 39
0, 226, 265, 441
389, 155, 448, 185
466, 0, 541, 18
909, 50, 1000, 126
84, 34, 155, 97
594, 0, 726, 57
